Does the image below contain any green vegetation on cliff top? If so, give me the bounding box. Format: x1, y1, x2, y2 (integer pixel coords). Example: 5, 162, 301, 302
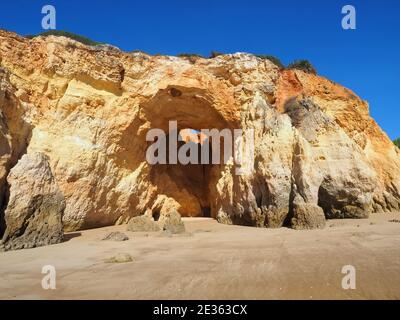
26, 30, 101, 46
25, 31, 317, 73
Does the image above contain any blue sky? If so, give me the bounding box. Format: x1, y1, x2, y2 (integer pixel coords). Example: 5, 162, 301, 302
1, 0, 399, 139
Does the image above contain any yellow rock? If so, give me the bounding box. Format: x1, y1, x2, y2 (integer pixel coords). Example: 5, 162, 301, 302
0, 30, 399, 232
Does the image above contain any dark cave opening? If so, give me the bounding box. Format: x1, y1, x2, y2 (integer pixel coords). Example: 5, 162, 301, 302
141, 85, 237, 219
150, 128, 217, 218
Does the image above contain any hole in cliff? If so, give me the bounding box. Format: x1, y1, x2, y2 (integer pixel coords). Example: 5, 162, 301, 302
175, 128, 213, 217
169, 88, 182, 97
142, 85, 239, 220
202, 206, 211, 218
318, 184, 346, 219
0, 211, 5, 238
149, 128, 216, 218
152, 210, 160, 221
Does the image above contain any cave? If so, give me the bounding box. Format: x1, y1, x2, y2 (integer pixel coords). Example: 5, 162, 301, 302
155, 129, 213, 217
141, 85, 238, 219
148, 128, 219, 218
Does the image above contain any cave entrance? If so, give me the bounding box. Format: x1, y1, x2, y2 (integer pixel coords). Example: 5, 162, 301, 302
142, 85, 239, 219
157, 128, 214, 217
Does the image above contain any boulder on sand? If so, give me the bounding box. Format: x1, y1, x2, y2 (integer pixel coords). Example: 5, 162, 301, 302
0, 153, 65, 251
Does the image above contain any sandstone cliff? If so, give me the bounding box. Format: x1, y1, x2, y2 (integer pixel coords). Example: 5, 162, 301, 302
0, 30, 399, 234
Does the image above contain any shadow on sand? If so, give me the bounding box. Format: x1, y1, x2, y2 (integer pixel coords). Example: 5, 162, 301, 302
63, 232, 82, 242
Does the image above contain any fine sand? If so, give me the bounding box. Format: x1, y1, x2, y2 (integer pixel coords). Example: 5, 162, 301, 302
0, 213, 400, 300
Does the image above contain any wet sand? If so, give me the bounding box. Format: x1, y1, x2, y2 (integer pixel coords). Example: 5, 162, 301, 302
0, 213, 400, 299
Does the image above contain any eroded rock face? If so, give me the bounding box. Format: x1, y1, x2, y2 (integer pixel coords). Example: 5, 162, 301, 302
0, 30, 399, 232
0, 153, 65, 251
0, 68, 31, 236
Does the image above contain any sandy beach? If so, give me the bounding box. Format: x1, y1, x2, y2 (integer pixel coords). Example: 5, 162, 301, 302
1, 213, 400, 300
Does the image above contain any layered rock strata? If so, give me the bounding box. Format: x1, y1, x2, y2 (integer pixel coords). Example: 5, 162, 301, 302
0, 29, 398, 237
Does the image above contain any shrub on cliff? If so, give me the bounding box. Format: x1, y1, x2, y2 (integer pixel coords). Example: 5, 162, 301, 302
288, 59, 317, 75
26, 31, 101, 46
210, 51, 224, 58
394, 138, 400, 148
178, 53, 204, 59
255, 55, 284, 69
178, 53, 205, 64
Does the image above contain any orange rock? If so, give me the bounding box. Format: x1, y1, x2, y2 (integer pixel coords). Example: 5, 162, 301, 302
0, 30, 398, 233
